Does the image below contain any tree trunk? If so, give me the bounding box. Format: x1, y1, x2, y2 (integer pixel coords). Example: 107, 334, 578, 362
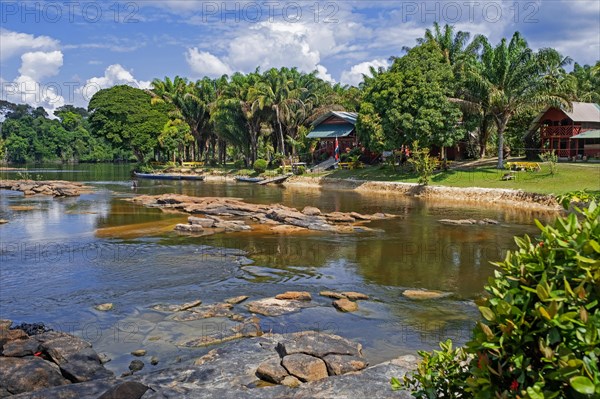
496, 116, 509, 169
479, 117, 489, 158
275, 106, 286, 156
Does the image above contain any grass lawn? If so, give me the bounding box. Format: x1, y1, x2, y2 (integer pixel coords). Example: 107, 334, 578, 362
321, 163, 600, 195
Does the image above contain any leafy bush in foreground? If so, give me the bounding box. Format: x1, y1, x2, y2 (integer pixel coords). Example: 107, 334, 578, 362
401, 202, 600, 398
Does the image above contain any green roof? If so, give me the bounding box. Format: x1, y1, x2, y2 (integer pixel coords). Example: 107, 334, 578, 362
571, 130, 600, 139
306, 123, 355, 139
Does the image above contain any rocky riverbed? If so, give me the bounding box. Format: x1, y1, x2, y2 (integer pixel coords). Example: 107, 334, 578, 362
128, 194, 396, 235
0, 180, 90, 197
1, 320, 415, 398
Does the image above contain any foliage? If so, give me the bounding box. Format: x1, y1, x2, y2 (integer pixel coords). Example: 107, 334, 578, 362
253, 158, 268, 173
407, 142, 436, 185
88, 85, 170, 163
400, 339, 471, 398
556, 190, 600, 209
233, 159, 245, 169
400, 202, 600, 398
293, 165, 306, 175
539, 150, 559, 175
358, 43, 464, 152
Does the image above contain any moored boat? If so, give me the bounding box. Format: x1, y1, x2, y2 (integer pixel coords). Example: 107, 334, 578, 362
134, 172, 205, 181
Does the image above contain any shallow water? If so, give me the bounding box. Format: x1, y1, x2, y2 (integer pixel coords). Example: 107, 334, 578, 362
0, 164, 551, 373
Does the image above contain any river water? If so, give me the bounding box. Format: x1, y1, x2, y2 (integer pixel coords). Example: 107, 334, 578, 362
0, 164, 552, 374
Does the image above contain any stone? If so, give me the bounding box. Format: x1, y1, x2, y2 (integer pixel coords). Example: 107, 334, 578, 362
58, 347, 114, 382
131, 349, 146, 357
0, 219, 7, 225
281, 353, 328, 382
319, 291, 347, 299
275, 291, 312, 301
97, 381, 150, 399
129, 360, 144, 372
36, 331, 92, 365
0, 329, 27, 351
150, 356, 159, 366
99, 353, 111, 364
256, 357, 289, 384
302, 206, 321, 216
224, 295, 249, 305
325, 212, 356, 223
188, 216, 215, 227
281, 375, 301, 388
1, 337, 40, 357
246, 298, 314, 317
333, 298, 358, 312
175, 299, 202, 312
403, 289, 452, 300
178, 316, 262, 348
95, 303, 114, 311
276, 331, 363, 359
322, 354, 368, 375
0, 356, 70, 394
174, 224, 204, 233
342, 292, 369, 301
349, 212, 373, 220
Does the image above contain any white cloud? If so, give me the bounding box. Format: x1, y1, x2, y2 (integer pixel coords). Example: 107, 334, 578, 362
315, 65, 334, 83
78, 64, 151, 102
1, 51, 66, 117
0, 29, 60, 61
18, 51, 63, 81
340, 59, 390, 87
185, 48, 233, 78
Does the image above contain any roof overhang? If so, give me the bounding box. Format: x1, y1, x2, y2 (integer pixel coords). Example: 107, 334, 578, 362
306, 123, 355, 139
571, 129, 600, 139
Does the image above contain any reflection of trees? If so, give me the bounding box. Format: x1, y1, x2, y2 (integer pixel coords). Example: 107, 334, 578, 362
94, 199, 180, 229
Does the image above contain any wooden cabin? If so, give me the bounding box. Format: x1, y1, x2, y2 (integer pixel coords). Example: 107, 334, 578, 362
307, 111, 359, 158
528, 102, 600, 158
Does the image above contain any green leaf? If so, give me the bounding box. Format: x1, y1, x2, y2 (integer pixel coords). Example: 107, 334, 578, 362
526, 386, 545, 399
390, 376, 402, 391
536, 284, 549, 301
479, 306, 496, 322
570, 376, 595, 394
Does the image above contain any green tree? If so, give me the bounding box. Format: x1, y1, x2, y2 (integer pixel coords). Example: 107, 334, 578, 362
88, 85, 169, 163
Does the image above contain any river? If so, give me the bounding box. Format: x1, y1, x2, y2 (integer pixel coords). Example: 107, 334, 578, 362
0, 164, 551, 374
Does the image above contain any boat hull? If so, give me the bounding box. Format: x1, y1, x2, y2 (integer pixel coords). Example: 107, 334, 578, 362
134, 172, 205, 181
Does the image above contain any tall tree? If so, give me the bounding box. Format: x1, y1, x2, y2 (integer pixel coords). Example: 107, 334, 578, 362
88, 85, 169, 163
464, 33, 569, 168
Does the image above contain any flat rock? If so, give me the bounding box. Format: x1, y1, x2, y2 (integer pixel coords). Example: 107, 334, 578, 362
302, 206, 321, 216
131, 349, 146, 357
281, 354, 328, 382
319, 291, 347, 299
0, 219, 8, 224
1, 337, 40, 357
174, 224, 205, 233
58, 348, 114, 382
276, 331, 362, 359
0, 329, 27, 351
403, 289, 452, 300
342, 292, 369, 300
188, 217, 215, 227
36, 331, 92, 365
0, 356, 70, 395
322, 354, 368, 375
246, 298, 314, 317
224, 296, 249, 305
333, 298, 358, 312
97, 381, 149, 399
275, 291, 312, 301
256, 357, 289, 384
178, 316, 262, 348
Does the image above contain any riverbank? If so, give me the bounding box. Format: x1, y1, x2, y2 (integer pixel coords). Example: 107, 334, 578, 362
282, 176, 562, 212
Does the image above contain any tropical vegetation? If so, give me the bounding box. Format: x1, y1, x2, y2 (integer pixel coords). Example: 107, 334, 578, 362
1, 24, 598, 169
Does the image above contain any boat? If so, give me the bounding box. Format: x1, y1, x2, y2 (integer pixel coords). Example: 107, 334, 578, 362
257, 174, 293, 185
234, 176, 265, 183
133, 172, 205, 181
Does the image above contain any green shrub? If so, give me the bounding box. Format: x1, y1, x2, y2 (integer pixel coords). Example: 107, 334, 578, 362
400, 202, 600, 398
233, 159, 245, 169
539, 150, 559, 175
407, 142, 436, 185
294, 165, 306, 175
253, 159, 268, 173
556, 190, 600, 209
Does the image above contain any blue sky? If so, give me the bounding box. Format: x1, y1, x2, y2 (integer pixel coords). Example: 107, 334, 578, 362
1, 0, 599, 115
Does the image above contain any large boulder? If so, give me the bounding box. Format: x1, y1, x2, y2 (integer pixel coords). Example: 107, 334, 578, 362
0, 357, 70, 395
276, 331, 362, 359
281, 353, 328, 382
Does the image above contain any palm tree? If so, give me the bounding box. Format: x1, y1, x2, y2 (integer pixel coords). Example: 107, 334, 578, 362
417, 22, 475, 66
464, 32, 569, 168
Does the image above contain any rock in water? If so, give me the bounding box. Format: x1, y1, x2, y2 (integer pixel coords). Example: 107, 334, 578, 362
342, 292, 369, 300
281, 353, 328, 382
403, 289, 451, 300
129, 360, 144, 372
275, 291, 312, 301
150, 356, 159, 366
319, 291, 347, 299
131, 349, 146, 357
95, 303, 114, 311
224, 295, 249, 305
333, 298, 359, 312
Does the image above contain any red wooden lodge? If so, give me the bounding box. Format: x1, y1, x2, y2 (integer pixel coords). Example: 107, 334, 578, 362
528, 102, 600, 159
307, 111, 359, 157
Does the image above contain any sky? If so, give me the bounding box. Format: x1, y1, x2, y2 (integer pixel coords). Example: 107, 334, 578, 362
1, 0, 599, 116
